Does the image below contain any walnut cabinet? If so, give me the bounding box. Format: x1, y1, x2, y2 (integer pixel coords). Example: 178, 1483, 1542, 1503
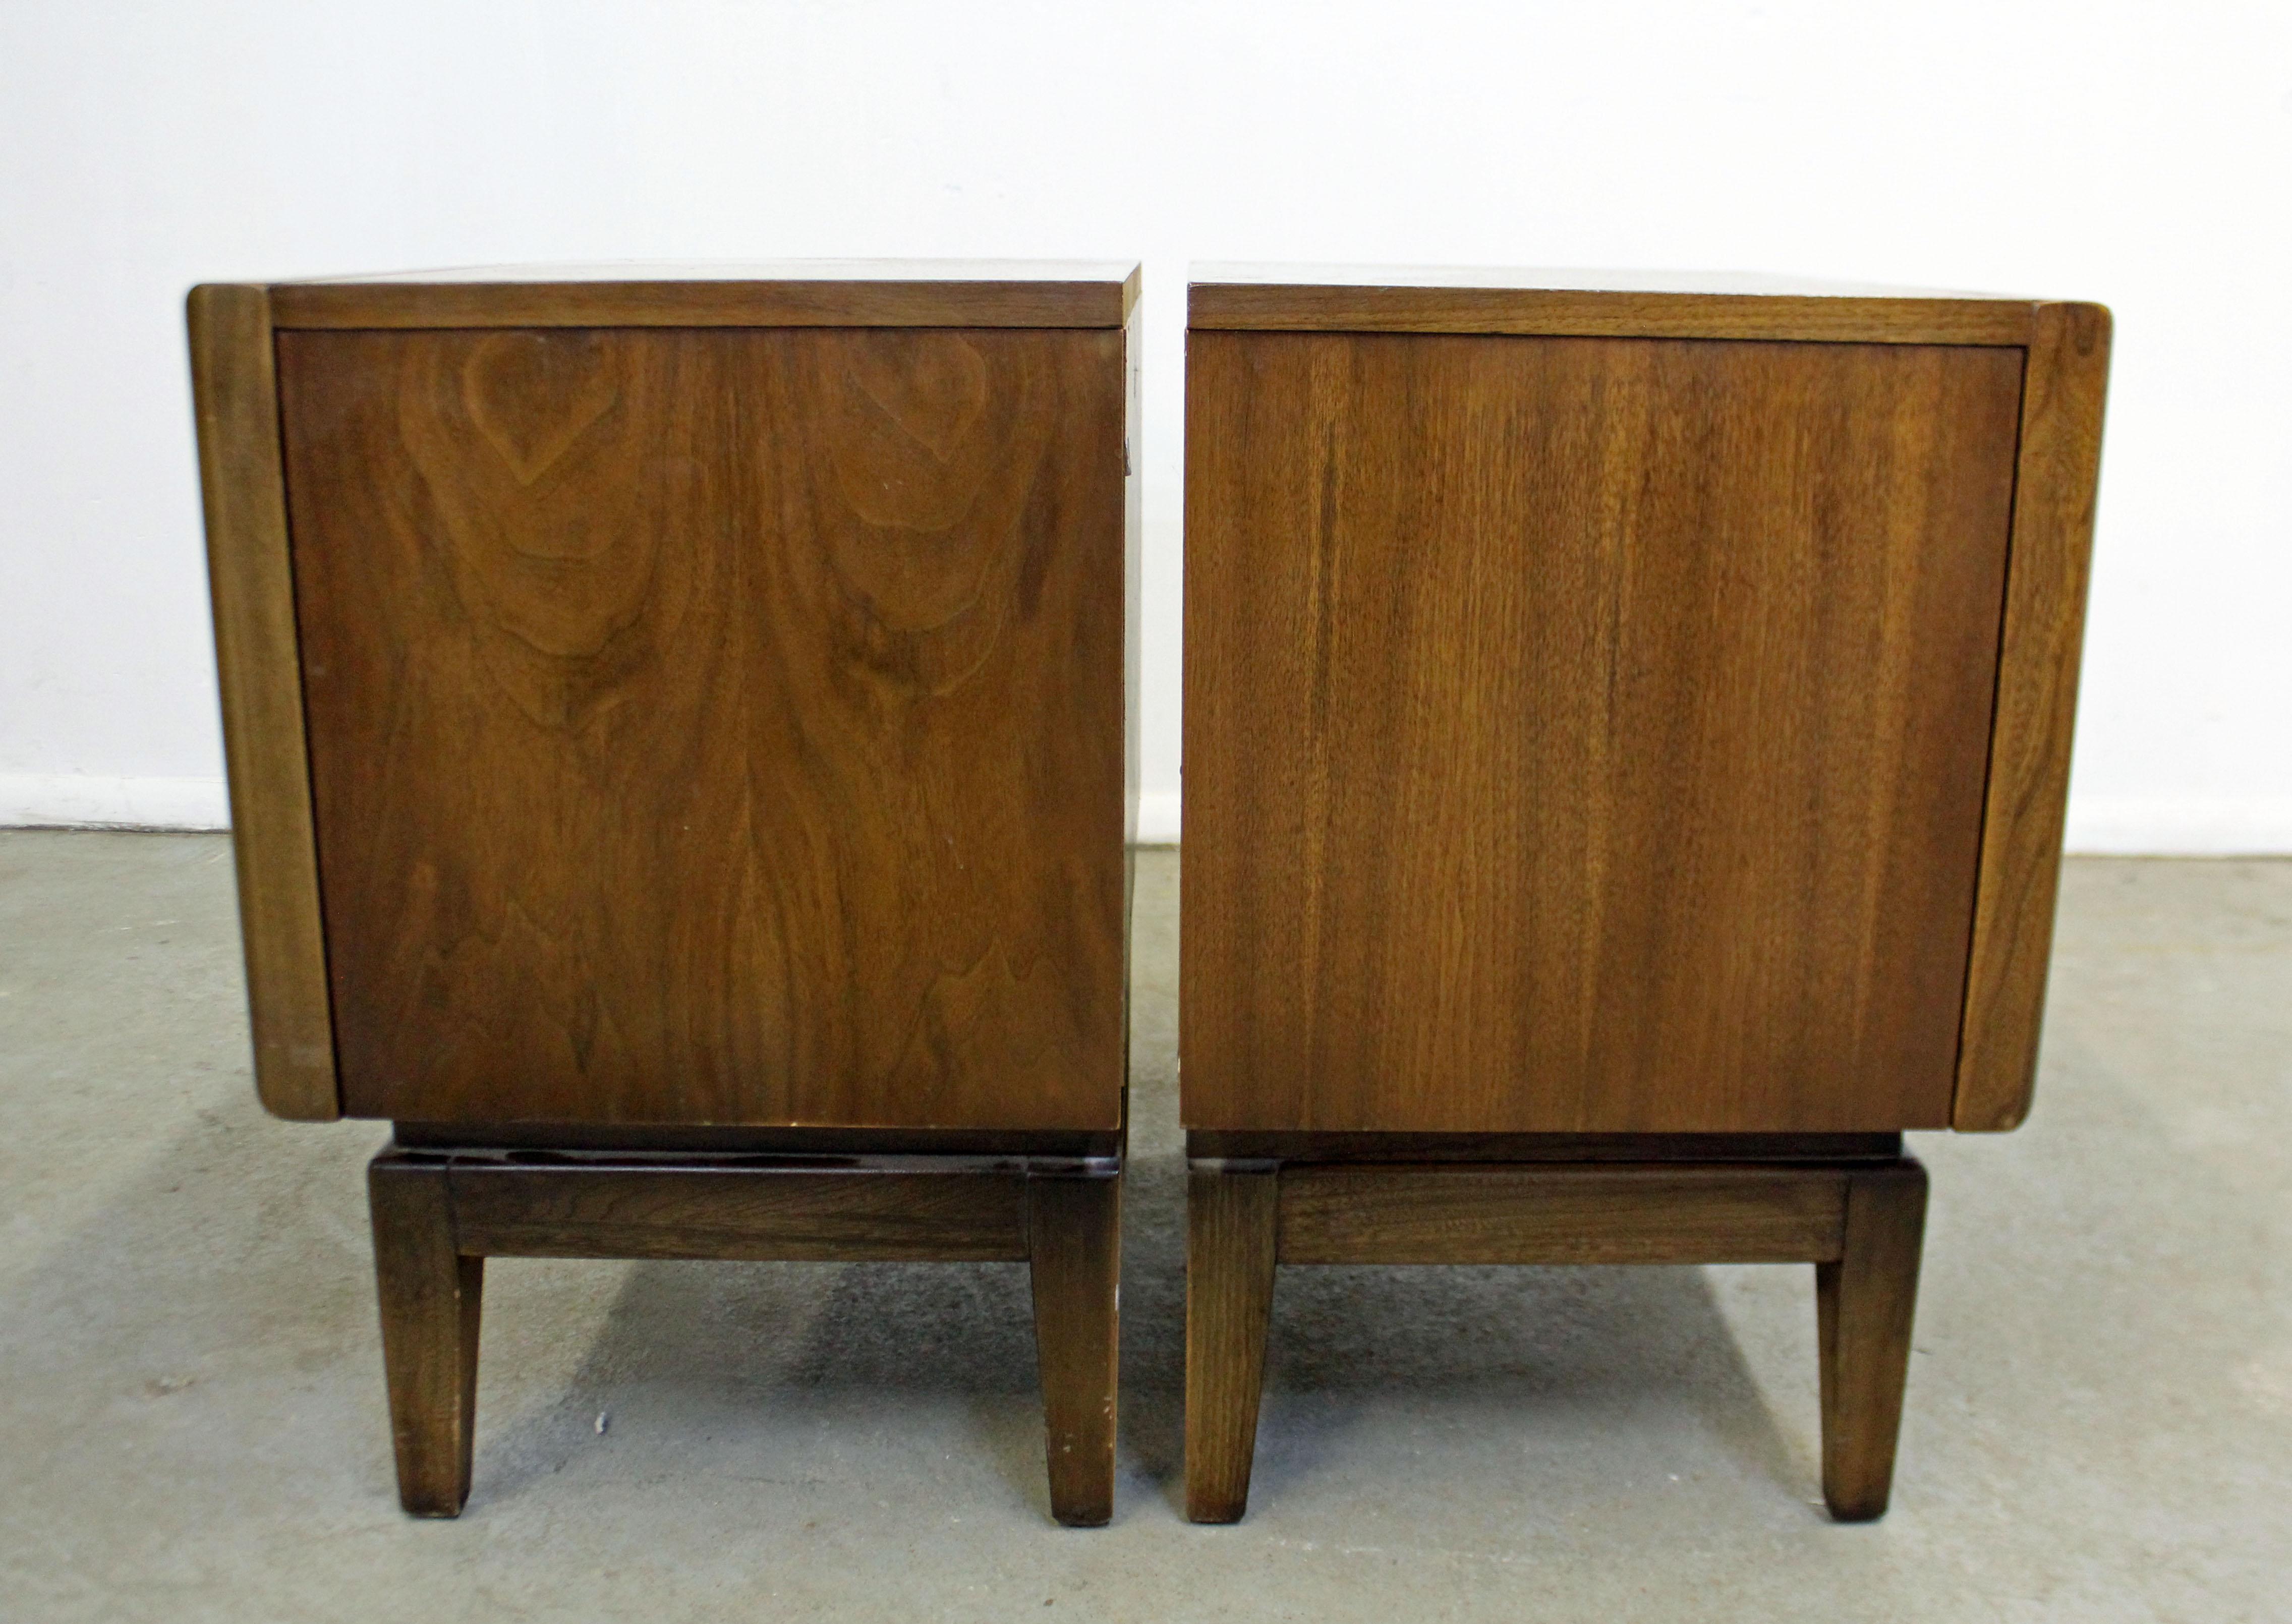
191, 263, 1140, 1525
1179, 268, 2109, 1521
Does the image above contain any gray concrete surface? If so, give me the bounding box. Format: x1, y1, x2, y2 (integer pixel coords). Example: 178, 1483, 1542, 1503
1, 833, 2285, 1621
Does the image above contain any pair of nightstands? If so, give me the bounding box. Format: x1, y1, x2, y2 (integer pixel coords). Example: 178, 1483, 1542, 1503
191, 262, 2106, 1526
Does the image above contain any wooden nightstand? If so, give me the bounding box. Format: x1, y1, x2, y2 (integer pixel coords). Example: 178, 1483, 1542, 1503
1179, 266, 2109, 1521
190, 261, 1140, 1525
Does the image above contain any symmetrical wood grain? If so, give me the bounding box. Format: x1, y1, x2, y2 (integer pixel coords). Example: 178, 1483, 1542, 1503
1183, 332, 2023, 1134
1189, 280, 2034, 345
277, 325, 1127, 1129
1954, 303, 2113, 1130
185, 285, 339, 1120
1183, 1164, 1279, 1524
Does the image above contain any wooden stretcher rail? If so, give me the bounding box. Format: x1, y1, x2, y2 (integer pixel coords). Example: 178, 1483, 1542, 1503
1275, 1162, 1857, 1265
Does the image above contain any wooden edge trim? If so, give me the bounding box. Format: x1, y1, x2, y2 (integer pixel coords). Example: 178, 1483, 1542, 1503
269, 279, 1132, 330
390, 1120, 1122, 1157
436, 1155, 1049, 1261
1122, 295, 1145, 852
1187, 285, 2037, 345
1954, 302, 2112, 1131
1186, 1130, 1902, 1164
187, 284, 338, 1121
1274, 1162, 1856, 1265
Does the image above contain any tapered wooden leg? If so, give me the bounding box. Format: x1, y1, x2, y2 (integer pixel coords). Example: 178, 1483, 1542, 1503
1026, 1171, 1121, 1527
369, 1155, 482, 1517
1816, 1157, 1928, 1521
1184, 1163, 1279, 1523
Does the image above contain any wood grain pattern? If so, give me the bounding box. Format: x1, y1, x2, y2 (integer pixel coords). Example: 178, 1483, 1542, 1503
448, 1159, 1032, 1261
186, 285, 338, 1120
1026, 1173, 1122, 1526
1278, 1164, 1850, 1264
272, 274, 1134, 332
1817, 1158, 1928, 1519
1123, 297, 1145, 848
395, 1121, 1120, 1157
1184, 1164, 1279, 1523
1954, 303, 2112, 1130
369, 1155, 481, 1515
277, 325, 1127, 1129
1184, 331, 2023, 1134
1189, 283, 2033, 345
1187, 1131, 1899, 1164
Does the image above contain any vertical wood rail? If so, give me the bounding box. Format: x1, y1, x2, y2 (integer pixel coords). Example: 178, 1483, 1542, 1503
1817, 1159, 1930, 1520
368, 1156, 483, 1516
1026, 1172, 1123, 1527
1955, 301, 2112, 1130
187, 283, 338, 1121
1183, 1163, 1280, 1523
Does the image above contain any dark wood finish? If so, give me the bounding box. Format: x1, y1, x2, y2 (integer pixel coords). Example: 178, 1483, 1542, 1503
1174, 272, 2096, 1524
1278, 1164, 1850, 1265
1189, 273, 2035, 345
202, 267, 1138, 1525
1122, 296, 1144, 849
185, 285, 337, 1120
1955, 302, 2113, 1130
1183, 1164, 1279, 1523
369, 1155, 481, 1516
1183, 1153, 1928, 1521
366, 1145, 1121, 1522
1189, 1131, 1899, 1164
273, 267, 1138, 332
1026, 1174, 1122, 1526
1184, 330, 2022, 1134
448, 1157, 1033, 1261
396, 1121, 1120, 1158
1817, 1159, 1928, 1519
278, 324, 1127, 1129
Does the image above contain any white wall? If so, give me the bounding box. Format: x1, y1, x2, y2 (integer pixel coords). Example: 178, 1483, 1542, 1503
3, 0, 2286, 848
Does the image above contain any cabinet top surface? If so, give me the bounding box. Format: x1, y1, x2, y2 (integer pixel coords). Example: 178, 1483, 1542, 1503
1192, 263, 2024, 298
284, 258, 1140, 285
246, 261, 1142, 330
1189, 264, 2057, 344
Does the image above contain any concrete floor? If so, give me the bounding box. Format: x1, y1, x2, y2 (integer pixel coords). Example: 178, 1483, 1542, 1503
1, 835, 2286, 1622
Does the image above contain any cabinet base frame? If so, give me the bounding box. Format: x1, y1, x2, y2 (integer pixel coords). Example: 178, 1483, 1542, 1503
368, 1141, 1121, 1527
1182, 1144, 1926, 1524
